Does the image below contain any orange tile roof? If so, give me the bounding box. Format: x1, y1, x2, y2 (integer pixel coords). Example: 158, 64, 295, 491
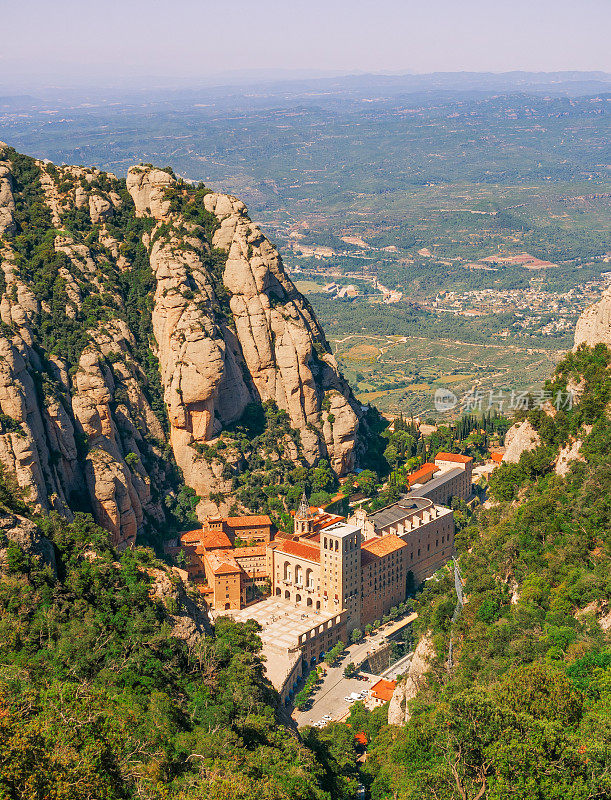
199, 530, 233, 550
371, 678, 397, 702
180, 529, 204, 544
315, 513, 345, 531
203, 550, 243, 575
275, 539, 320, 562
354, 732, 368, 746
434, 452, 473, 464
362, 534, 407, 559
490, 451, 504, 463
408, 463, 439, 485
226, 515, 272, 527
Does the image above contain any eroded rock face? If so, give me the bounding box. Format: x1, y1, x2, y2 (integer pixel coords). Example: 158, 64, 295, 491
149, 566, 210, 643
574, 288, 611, 349
387, 633, 433, 725
0, 147, 364, 546
555, 438, 585, 477
0, 512, 57, 578
127, 168, 363, 503
502, 420, 542, 464
0, 151, 171, 548
126, 167, 174, 218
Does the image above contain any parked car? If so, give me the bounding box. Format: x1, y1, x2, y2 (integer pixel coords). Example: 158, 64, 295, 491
322, 714, 332, 721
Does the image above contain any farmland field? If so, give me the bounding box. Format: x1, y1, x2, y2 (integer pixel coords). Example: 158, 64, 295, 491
330, 334, 562, 417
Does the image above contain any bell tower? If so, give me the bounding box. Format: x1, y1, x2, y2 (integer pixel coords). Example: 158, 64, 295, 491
294, 491, 314, 537
320, 522, 362, 633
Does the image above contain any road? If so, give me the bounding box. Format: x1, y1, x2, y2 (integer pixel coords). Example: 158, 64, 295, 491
295, 617, 416, 728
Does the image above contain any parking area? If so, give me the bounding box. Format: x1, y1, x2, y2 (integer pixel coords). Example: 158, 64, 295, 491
293, 613, 418, 728
297, 667, 376, 728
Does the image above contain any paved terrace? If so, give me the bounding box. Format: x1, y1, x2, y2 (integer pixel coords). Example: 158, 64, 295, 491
230, 597, 340, 650
229, 599, 343, 692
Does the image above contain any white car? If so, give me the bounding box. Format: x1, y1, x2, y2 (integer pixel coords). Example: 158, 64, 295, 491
322, 714, 332, 721
344, 696, 354, 702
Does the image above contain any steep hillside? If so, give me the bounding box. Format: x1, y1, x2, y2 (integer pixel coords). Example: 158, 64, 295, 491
0, 498, 350, 799
304, 342, 611, 798
0, 144, 365, 547
574, 285, 611, 349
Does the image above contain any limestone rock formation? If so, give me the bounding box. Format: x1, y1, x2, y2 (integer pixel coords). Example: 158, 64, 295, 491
388, 633, 433, 725
502, 420, 541, 464
555, 438, 585, 477
0, 512, 57, 577
149, 566, 211, 643
126, 167, 363, 511
574, 287, 611, 349
0, 145, 365, 544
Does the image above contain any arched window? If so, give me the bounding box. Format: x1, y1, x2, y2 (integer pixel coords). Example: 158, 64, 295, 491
296, 594, 302, 604
334, 540, 339, 551
295, 564, 303, 585
276, 587, 281, 596
307, 597, 313, 607
285, 589, 290, 599
306, 568, 314, 588
284, 561, 292, 581
316, 601, 321, 610
324, 537, 327, 550
225, 602, 231, 610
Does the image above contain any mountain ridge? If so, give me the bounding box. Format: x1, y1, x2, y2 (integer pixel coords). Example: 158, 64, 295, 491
0, 144, 366, 547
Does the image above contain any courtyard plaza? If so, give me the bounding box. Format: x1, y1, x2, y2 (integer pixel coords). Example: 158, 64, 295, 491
229, 597, 345, 693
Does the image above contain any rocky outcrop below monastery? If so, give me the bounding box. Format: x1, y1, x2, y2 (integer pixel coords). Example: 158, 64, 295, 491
501, 420, 542, 464
574, 287, 611, 349
0, 145, 364, 546
387, 633, 433, 725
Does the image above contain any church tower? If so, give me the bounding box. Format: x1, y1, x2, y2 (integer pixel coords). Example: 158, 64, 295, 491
294, 491, 314, 537
320, 522, 362, 633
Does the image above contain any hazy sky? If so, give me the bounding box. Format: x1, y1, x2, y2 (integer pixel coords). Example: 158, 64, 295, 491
2, 0, 609, 88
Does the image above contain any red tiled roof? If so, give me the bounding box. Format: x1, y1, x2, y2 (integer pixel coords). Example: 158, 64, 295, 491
490, 451, 504, 463
408, 463, 439, 485
226, 515, 272, 528
315, 513, 345, 530
198, 530, 233, 550
354, 732, 368, 745
434, 452, 473, 464
180, 529, 203, 544
205, 552, 241, 575
371, 679, 397, 702
362, 534, 407, 558
275, 539, 320, 562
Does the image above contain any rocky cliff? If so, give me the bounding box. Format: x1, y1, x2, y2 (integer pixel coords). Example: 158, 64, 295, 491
387, 632, 433, 725
0, 145, 365, 547
574, 286, 611, 349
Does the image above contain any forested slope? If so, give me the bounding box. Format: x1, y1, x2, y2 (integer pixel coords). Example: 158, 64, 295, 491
0, 500, 351, 799
308, 344, 611, 799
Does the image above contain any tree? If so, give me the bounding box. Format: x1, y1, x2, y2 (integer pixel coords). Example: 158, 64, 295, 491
357, 470, 378, 497
383, 444, 399, 470
343, 662, 357, 678
311, 459, 336, 494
